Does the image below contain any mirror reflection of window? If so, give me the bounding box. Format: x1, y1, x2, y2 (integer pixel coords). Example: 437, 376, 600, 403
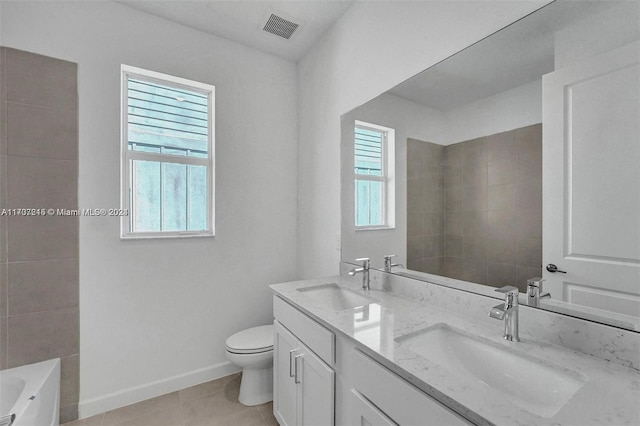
354, 121, 395, 229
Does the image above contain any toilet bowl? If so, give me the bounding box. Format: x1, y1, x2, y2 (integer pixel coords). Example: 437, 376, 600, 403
225, 324, 274, 406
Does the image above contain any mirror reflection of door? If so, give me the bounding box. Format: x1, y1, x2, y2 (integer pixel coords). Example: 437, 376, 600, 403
543, 41, 640, 318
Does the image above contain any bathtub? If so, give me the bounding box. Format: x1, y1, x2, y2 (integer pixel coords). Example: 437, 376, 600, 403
0, 359, 60, 426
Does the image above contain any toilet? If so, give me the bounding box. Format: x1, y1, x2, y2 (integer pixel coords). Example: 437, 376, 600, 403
225, 324, 274, 406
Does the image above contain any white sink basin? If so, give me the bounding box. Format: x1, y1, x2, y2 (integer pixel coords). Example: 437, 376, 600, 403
297, 283, 377, 311
395, 323, 588, 418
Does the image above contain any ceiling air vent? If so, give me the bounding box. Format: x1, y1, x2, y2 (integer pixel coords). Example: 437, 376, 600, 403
262, 13, 300, 40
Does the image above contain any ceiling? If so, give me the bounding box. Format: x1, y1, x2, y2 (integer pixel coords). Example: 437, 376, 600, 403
388, 1, 616, 111
116, 0, 354, 62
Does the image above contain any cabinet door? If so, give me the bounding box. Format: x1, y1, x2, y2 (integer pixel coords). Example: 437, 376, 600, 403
349, 389, 397, 426
274, 321, 299, 426
297, 344, 335, 426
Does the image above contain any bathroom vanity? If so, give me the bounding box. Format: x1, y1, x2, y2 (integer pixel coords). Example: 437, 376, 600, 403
270, 269, 640, 426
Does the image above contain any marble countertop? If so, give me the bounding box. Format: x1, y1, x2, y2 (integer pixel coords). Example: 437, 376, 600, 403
270, 276, 640, 426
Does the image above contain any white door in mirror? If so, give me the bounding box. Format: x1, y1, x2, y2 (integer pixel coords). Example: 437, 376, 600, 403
543, 40, 640, 317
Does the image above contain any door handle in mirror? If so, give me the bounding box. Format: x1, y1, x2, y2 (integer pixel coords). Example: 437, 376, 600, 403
546, 264, 567, 274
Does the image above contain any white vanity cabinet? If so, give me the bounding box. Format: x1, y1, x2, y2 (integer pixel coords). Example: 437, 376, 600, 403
273, 297, 335, 426
350, 349, 473, 426
349, 389, 397, 426
273, 294, 473, 426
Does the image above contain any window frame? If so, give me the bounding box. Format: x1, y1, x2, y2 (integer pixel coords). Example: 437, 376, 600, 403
120, 64, 215, 239
354, 120, 396, 231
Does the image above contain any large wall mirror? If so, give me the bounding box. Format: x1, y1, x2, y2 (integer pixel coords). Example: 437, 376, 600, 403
341, 0, 640, 331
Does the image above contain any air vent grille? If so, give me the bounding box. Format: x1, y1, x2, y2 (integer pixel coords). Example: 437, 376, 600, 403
263, 14, 299, 39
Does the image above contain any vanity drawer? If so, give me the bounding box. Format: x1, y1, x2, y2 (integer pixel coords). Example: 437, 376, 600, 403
273, 296, 335, 365
352, 349, 472, 426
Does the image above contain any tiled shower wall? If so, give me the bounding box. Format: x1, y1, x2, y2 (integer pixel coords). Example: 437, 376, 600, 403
406, 138, 445, 275
407, 124, 542, 291
0, 47, 79, 423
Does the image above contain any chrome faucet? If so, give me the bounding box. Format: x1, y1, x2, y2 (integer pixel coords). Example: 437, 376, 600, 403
489, 286, 520, 342
383, 254, 404, 272
348, 257, 370, 290
527, 277, 550, 307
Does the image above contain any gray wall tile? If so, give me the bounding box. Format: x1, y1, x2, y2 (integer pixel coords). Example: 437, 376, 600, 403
8, 215, 79, 261
443, 257, 465, 280
61, 355, 79, 406
0, 214, 6, 264
407, 183, 426, 212
487, 210, 516, 239
515, 124, 542, 155
7, 156, 77, 209
516, 209, 542, 241
516, 178, 542, 211
445, 187, 463, 212
486, 237, 517, 264
517, 155, 542, 183
487, 262, 517, 288
424, 213, 443, 235
8, 259, 79, 315
445, 235, 463, 258
7, 102, 78, 160
407, 236, 424, 260
463, 238, 487, 262
409, 124, 541, 298
422, 257, 443, 275
423, 235, 443, 258
0, 101, 6, 155
407, 212, 424, 236
443, 143, 463, 166
443, 165, 462, 187
7, 307, 79, 367
423, 189, 443, 213
0, 263, 6, 318
488, 184, 516, 212
1, 47, 78, 422
463, 184, 487, 211
60, 403, 79, 424
0, 317, 6, 369
488, 158, 515, 186
462, 260, 487, 284
462, 211, 488, 238
462, 162, 487, 189
445, 212, 463, 236
5, 48, 77, 111
463, 137, 487, 168
486, 130, 516, 163
422, 171, 440, 191
0, 48, 5, 101
517, 238, 543, 268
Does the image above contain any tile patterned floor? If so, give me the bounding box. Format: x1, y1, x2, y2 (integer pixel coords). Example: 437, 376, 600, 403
63, 373, 278, 426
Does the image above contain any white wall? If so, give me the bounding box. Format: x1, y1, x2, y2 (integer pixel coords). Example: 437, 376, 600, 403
0, 1, 298, 416
554, 1, 640, 70
297, 0, 552, 279
341, 93, 444, 269
444, 79, 542, 145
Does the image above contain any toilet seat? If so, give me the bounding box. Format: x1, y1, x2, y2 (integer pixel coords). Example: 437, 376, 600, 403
225, 324, 273, 355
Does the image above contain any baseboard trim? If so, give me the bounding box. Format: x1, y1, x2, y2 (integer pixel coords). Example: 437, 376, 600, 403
78, 361, 240, 418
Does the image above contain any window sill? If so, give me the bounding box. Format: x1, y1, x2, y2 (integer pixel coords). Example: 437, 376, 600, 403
121, 231, 214, 240
355, 226, 395, 232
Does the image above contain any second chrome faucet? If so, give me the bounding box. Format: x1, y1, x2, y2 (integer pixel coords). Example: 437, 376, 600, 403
489, 286, 520, 342
348, 257, 370, 290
